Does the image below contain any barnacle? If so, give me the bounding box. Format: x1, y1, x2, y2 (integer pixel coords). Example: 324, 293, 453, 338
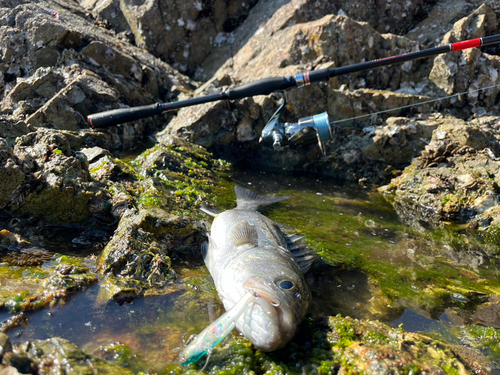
2, 247, 53, 266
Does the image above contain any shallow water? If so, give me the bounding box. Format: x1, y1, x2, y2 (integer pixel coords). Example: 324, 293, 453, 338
3, 169, 500, 372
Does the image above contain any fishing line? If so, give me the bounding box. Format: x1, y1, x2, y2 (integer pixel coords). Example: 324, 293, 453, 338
329, 82, 500, 126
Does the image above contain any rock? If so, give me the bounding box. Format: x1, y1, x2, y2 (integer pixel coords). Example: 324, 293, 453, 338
0, 1, 194, 153
157, 98, 263, 151
204, 13, 422, 91
429, 4, 500, 111
327, 316, 481, 374
96, 138, 231, 299
80, 146, 112, 164
42, 264, 97, 293
9, 338, 133, 374
472, 295, 500, 328
382, 116, 500, 232
0, 367, 20, 375
0, 128, 113, 224
284, 0, 436, 36
406, 0, 488, 47
81, 0, 258, 75
0, 333, 12, 361
97, 207, 185, 299
361, 115, 441, 166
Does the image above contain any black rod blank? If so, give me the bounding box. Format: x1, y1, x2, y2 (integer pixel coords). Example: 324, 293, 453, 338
87, 34, 500, 128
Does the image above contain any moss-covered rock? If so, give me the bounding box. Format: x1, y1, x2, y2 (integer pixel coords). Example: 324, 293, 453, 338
1, 337, 132, 374
326, 315, 482, 374
382, 116, 500, 240
1, 129, 110, 224
96, 137, 231, 300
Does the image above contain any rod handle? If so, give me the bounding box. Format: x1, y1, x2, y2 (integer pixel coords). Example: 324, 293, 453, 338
225, 76, 296, 100
87, 103, 164, 128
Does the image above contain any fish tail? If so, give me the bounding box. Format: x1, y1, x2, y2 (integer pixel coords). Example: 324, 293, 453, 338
234, 185, 289, 211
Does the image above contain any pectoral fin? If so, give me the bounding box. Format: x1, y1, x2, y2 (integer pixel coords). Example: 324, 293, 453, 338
229, 221, 258, 247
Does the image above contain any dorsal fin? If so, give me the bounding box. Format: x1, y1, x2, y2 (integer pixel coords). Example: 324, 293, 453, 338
275, 221, 294, 232
229, 221, 258, 247
234, 185, 289, 211
200, 204, 222, 217
284, 233, 319, 273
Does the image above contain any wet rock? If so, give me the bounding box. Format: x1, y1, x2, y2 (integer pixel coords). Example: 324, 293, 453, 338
0, 333, 12, 361
97, 208, 181, 300
471, 295, 500, 328
1, 247, 52, 267
96, 138, 230, 300
43, 264, 97, 294
3, 337, 133, 374
0, 128, 111, 224
382, 115, 500, 232
327, 315, 485, 374
2, 353, 36, 374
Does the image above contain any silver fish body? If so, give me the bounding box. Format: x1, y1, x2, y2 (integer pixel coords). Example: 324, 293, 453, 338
202, 186, 315, 351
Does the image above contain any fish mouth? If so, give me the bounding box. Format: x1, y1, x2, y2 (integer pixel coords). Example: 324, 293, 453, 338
243, 278, 281, 307
242, 277, 285, 351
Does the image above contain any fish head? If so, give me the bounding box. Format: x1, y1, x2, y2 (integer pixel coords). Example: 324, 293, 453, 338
236, 254, 310, 351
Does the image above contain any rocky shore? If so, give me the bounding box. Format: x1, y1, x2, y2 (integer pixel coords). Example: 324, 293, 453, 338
2, 0, 500, 373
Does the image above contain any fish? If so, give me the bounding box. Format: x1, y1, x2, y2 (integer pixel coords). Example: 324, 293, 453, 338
196, 185, 318, 354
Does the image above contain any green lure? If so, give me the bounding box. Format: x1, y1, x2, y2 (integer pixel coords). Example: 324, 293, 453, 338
179, 291, 253, 366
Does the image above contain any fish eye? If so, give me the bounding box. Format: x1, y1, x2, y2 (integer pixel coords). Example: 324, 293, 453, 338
277, 280, 296, 291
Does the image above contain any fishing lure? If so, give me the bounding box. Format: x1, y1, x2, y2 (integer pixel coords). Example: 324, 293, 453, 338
179, 291, 254, 367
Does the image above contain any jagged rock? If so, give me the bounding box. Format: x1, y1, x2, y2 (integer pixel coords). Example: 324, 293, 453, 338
382, 115, 500, 232
328, 315, 488, 374
283, 0, 437, 36
429, 4, 500, 111
97, 207, 195, 300
202, 12, 423, 91
361, 115, 440, 166
2, 337, 133, 374
80, 0, 259, 74
0, 1, 194, 152
405, 0, 493, 47
157, 97, 263, 151
0, 129, 111, 224
0, 334, 12, 361
326, 88, 434, 126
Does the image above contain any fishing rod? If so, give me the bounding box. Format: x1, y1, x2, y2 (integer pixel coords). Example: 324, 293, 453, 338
87, 34, 500, 129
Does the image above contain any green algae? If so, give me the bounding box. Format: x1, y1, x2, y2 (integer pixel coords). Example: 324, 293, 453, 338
0, 249, 98, 317
95, 342, 149, 374
454, 325, 500, 363
262, 185, 500, 318
119, 140, 232, 218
